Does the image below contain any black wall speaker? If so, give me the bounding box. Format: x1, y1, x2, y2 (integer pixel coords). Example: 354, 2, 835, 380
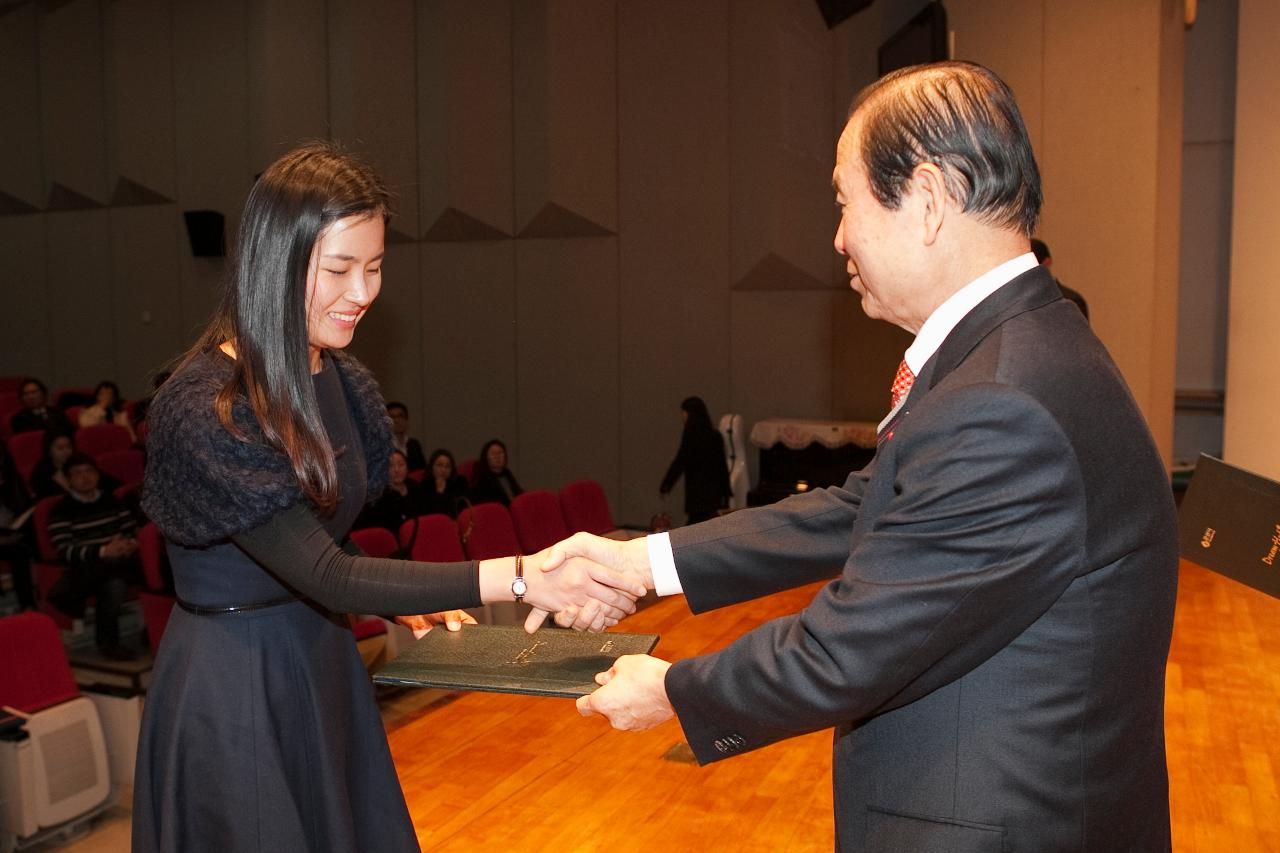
183, 210, 226, 258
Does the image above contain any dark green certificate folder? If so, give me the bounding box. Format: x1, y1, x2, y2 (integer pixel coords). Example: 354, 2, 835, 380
372, 624, 660, 698
1179, 454, 1280, 600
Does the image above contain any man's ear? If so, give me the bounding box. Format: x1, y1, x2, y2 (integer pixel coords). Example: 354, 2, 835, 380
910, 163, 949, 246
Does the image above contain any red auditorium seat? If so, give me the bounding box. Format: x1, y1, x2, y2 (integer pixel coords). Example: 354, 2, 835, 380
456, 458, 477, 486
457, 503, 520, 561
137, 523, 175, 652
0, 393, 22, 437
400, 514, 465, 563
345, 529, 395, 642
95, 448, 144, 489
349, 527, 399, 558
75, 423, 132, 457
53, 388, 94, 410
31, 495, 73, 629
558, 479, 616, 536
511, 490, 569, 554
0, 611, 81, 713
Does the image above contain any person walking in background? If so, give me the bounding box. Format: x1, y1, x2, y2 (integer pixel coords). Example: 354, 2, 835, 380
659, 396, 731, 525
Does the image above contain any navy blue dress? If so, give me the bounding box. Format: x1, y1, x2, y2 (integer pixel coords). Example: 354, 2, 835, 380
132, 360, 420, 852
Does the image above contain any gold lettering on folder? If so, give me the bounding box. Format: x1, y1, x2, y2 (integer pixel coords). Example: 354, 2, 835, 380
511, 639, 547, 667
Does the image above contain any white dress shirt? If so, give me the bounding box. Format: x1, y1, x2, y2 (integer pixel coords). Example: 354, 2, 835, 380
649, 252, 1040, 596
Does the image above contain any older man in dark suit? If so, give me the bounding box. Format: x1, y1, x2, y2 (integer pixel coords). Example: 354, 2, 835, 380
543, 61, 1178, 852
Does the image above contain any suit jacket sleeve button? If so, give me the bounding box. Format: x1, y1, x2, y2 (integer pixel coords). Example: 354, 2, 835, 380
713, 738, 729, 753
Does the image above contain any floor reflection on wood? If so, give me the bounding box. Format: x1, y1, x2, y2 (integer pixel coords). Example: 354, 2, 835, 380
390, 561, 1280, 852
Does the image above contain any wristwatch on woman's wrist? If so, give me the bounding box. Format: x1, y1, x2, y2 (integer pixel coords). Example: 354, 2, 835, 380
511, 554, 527, 603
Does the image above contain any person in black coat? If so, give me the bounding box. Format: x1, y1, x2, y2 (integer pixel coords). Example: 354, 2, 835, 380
9, 377, 74, 436
660, 396, 731, 525
470, 439, 523, 507
354, 450, 426, 535
421, 448, 469, 518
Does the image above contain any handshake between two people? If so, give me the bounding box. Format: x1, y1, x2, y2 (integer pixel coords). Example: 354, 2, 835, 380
529, 533, 677, 733
409, 533, 679, 732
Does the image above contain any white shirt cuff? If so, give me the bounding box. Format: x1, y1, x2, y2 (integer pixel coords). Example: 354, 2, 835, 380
646, 532, 683, 597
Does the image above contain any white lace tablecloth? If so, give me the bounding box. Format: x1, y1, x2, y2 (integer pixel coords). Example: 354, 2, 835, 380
749, 418, 879, 450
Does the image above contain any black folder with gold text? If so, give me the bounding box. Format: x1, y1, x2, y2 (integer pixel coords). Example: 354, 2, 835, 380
1178, 454, 1280, 600
373, 624, 660, 698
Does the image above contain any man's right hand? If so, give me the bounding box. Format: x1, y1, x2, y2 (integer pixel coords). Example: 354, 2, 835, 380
526, 533, 655, 632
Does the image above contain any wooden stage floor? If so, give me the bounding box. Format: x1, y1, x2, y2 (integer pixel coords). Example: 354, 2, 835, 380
388, 560, 1279, 852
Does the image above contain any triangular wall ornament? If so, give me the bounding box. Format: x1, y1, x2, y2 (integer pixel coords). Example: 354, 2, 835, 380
422, 206, 510, 242
111, 176, 173, 206
386, 225, 417, 244
46, 183, 105, 211
517, 201, 614, 239
732, 251, 837, 291
0, 191, 40, 215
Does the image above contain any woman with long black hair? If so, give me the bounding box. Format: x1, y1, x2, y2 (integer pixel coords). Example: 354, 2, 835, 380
659, 396, 731, 525
132, 142, 643, 852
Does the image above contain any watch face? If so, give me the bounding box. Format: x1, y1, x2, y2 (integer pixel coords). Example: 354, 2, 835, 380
512, 577, 528, 597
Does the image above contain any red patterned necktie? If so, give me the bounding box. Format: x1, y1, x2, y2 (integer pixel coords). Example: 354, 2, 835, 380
890, 359, 915, 410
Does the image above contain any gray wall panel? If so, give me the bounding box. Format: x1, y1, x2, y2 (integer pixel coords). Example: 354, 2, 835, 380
516, 237, 619, 498
107, 0, 177, 201
0, 4, 44, 210
731, 291, 835, 472
172, 1, 249, 338
329, 0, 419, 238
418, 0, 513, 237
617, 0, 731, 524
39, 0, 109, 204
45, 211, 114, 388
248, 0, 329, 171
0, 216, 52, 380
418, 241, 517, 463
513, 0, 617, 234
108, 206, 183, 397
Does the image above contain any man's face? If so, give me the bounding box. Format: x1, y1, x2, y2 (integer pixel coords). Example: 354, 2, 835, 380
388, 406, 408, 437
832, 115, 928, 333
67, 463, 99, 498
20, 382, 45, 410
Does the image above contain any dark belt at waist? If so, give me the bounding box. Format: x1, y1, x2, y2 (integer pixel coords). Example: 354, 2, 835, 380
175, 593, 299, 616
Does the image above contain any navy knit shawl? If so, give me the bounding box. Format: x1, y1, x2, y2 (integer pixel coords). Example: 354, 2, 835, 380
141, 349, 392, 548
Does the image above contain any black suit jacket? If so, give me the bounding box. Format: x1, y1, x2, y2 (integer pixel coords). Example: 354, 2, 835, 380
664, 267, 1177, 852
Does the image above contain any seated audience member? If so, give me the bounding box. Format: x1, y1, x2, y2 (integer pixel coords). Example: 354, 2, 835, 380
9, 377, 74, 435
78, 379, 137, 441
422, 448, 469, 518
29, 431, 120, 499
1031, 237, 1089, 321
47, 453, 144, 660
470, 438, 523, 507
28, 431, 75, 498
354, 450, 426, 535
386, 401, 427, 472
0, 443, 35, 610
